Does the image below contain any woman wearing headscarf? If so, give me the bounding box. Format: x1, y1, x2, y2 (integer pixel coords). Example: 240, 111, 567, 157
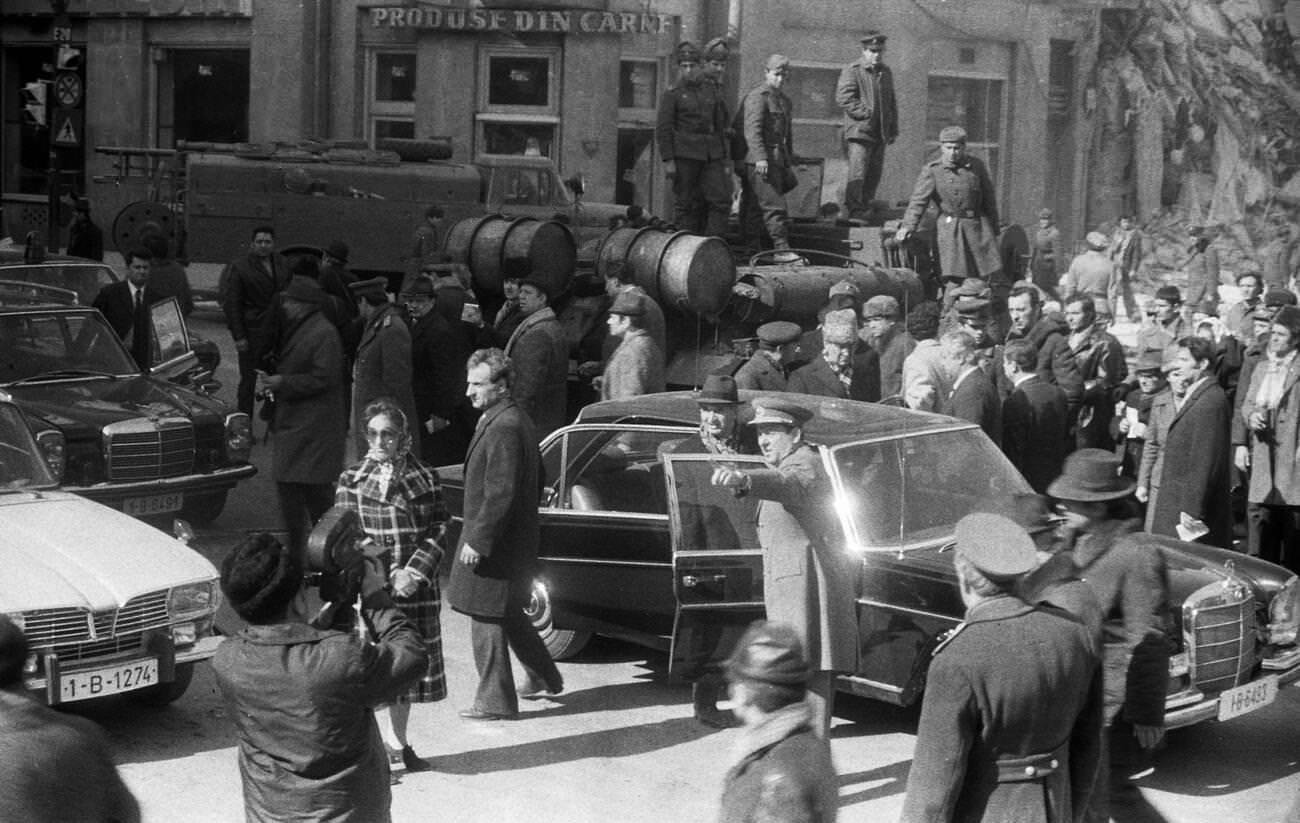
335, 399, 448, 777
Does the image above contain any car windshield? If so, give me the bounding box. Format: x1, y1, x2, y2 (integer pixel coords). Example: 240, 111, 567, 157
0, 311, 138, 383
831, 429, 1032, 549
0, 403, 57, 490
0, 263, 117, 307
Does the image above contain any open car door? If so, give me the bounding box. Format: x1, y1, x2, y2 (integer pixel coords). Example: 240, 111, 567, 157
662, 453, 767, 681
147, 297, 201, 383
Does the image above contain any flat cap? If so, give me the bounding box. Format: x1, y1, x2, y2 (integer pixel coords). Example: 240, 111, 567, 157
863, 294, 901, 320
939, 125, 968, 144
765, 53, 790, 71
757, 320, 802, 347
348, 276, 389, 304
1085, 231, 1109, 251
725, 621, 811, 687
1154, 285, 1182, 304
954, 296, 992, 317
860, 31, 887, 47
1134, 347, 1165, 373
609, 289, 646, 317
954, 513, 1036, 580
1264, 288, 1298, 308
828, 279, 861, 299
518, 275, 553, 299
703, 37, 730, 61
823, 308, 859, 344
749, 396, 813, 428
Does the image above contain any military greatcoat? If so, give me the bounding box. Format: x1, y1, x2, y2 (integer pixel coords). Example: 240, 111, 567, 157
900, 595, 1103, 823
901, 155, 1002, 284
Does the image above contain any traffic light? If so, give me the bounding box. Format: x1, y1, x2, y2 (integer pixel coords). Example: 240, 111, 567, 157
21, 80, 48, 128
56, 45, 82, 71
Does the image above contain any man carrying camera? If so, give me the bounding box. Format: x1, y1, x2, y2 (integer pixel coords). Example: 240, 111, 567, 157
212, 532, 428, 822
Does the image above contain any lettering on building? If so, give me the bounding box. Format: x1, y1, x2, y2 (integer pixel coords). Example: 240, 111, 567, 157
367, 6, 674, 35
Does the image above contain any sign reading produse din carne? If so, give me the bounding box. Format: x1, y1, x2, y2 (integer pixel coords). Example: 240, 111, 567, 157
367, 6, 674, 34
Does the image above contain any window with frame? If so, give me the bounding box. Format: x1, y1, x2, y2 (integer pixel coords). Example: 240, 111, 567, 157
368, 51, 416, 145
924, 75, 1005, 182
618, 59, 658, 113
478, 48, 560, 157
787, 62, 843, 159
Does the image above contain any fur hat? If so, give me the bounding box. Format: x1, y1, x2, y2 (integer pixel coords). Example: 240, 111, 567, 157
822, 308, 858, 345
939, 125, 967, 144
220, 533, 304, 624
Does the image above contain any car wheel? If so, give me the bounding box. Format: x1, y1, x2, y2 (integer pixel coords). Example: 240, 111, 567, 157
181, 491, 227, 525
525, 578, 591, 660
134, 662, 195, 707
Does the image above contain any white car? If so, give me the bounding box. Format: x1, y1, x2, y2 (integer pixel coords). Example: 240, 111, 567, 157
0, 391, 222, 705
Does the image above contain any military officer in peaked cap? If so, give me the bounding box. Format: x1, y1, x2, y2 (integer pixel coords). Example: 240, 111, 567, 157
710, 396, 857, 737
836, 30, 898, 222
735, 320, 801, 391
897, 125, 1003, 310
657, 40, 732, 237
900, 512, 1103, 823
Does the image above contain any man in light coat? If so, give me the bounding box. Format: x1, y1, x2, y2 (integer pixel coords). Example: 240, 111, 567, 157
1235, 304, 1300, 571
447, 349, 564, 719
504, 277, 570, 441
597, 290, 665, 400
710, 397, 858, 737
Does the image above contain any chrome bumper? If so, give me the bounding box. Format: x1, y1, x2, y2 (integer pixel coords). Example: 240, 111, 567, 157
64, 464, 257, 502
1164, 656, 1300, 729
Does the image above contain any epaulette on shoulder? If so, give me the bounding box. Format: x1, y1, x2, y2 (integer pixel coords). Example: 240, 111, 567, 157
932, 622, 966, 656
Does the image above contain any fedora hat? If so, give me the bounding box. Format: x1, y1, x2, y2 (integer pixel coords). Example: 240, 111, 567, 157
1046, 448, 1135, 502
695, 374, 740, 406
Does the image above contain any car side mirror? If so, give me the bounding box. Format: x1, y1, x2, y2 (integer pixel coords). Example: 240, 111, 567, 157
541, 485, 558, 507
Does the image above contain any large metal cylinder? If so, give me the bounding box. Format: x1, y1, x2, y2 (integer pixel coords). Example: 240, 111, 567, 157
593, 226, 735, 315
729, 264, 926, 324
444, 214, 575, 297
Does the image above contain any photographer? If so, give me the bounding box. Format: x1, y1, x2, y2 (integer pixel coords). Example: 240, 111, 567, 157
212, 532, 427, 823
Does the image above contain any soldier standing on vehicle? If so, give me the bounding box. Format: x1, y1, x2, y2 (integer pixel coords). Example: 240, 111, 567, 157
710, 397, 857, 737
737, 55, 798, 255
900, 513, 1103, 823
896, 126, 1001, 308
221, 225, 290, 418
836, 31, 897, 222
409, 205, 445, 280
657, 41, 732, 237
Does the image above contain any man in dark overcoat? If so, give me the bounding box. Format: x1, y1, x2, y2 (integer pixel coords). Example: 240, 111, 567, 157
1000, 339, 1068, 493
66, 198, 105, 261
897, 126, 1001, 299
787, 309, 881, 402
259, 277, 346, 557
900, 513, 1103, 823
405, 276, 468, 466
737, 55, 797, 253
716, 621, 838, 823
448, 348, 563, 720
940, 328, 1002, 446
1235, 304, 1300, 570
93, 246, 157, 369
349, 277, 418, 463
1064, 294, 1127, 450
503, 277, 570, 442
1003, 284, 1085, 422
734, 321, 801, 391
711, 397, 858, 737
221, 225, 290, 417
0, 615, 140, 823
836, 31, 898, 221
656, 41, 732, 236
1145, 336, 1233, 546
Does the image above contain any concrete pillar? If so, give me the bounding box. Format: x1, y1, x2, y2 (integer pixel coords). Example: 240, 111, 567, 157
249, 0, 324, 141
560, 34, 620, 204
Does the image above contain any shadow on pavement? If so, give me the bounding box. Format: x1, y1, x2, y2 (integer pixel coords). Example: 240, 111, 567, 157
424, 715, 713, 774
837, 759, 911, 807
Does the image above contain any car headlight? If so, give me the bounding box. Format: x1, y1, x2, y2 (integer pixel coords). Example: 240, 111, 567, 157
1267, 575, 1300, 646
224, 412, 253, 463
35, 428, 65, 481
169, 582, 217, 618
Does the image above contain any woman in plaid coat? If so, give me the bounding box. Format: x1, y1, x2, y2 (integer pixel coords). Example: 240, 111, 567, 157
336, 398, 448, 776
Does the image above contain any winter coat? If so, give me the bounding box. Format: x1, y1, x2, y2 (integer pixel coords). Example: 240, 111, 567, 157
1061, 250, 1115, 304
221, 252, 290, 343
351, 304, 418, 459
1002, 313, 1085, 414
1239, 353, 1300, 505
900, 596, 1103, 823
870, 325, 916, 400
901, 156, 1001, 283
1144, 378, 1234, 547
446, 399, 540, 618
0, 688, 139, 823
271, 309, 347, 484
211, 595, 427, 823
745, 443, 857, 673
945, 366, 1002, 447
835, 59, 897, 144
734, 351, 788, 391
601, 327, 665, 400
739, 84, 794, 171
1069, 327, 1127, 450
656, 77, 729, 162
786, 350, 881, 403
505, 306, 570, 440
1001, 375, 1068, 493
717, 702, 838, 823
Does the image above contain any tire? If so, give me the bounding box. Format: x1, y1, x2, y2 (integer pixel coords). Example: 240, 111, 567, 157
525, 578, 591, 660
181, 491, 227, 525
134, 662, 195, 707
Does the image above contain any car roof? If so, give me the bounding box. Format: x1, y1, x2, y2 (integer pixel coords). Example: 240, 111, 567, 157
573, 390, 973, 446
0, 249, 110, 268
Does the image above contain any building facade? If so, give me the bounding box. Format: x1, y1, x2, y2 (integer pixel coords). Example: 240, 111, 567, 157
2, 0, 1094, 258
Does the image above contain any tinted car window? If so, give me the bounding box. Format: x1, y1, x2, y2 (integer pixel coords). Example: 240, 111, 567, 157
0, 403, 57, 490
833, 430, 1031, 548
562, 427, 685, 514
0, 263, 116, 307
0, 312, 137, 381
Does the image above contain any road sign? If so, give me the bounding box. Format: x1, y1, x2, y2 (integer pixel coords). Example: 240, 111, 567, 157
51, 109, 83, 147
53, 72, 82, 108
